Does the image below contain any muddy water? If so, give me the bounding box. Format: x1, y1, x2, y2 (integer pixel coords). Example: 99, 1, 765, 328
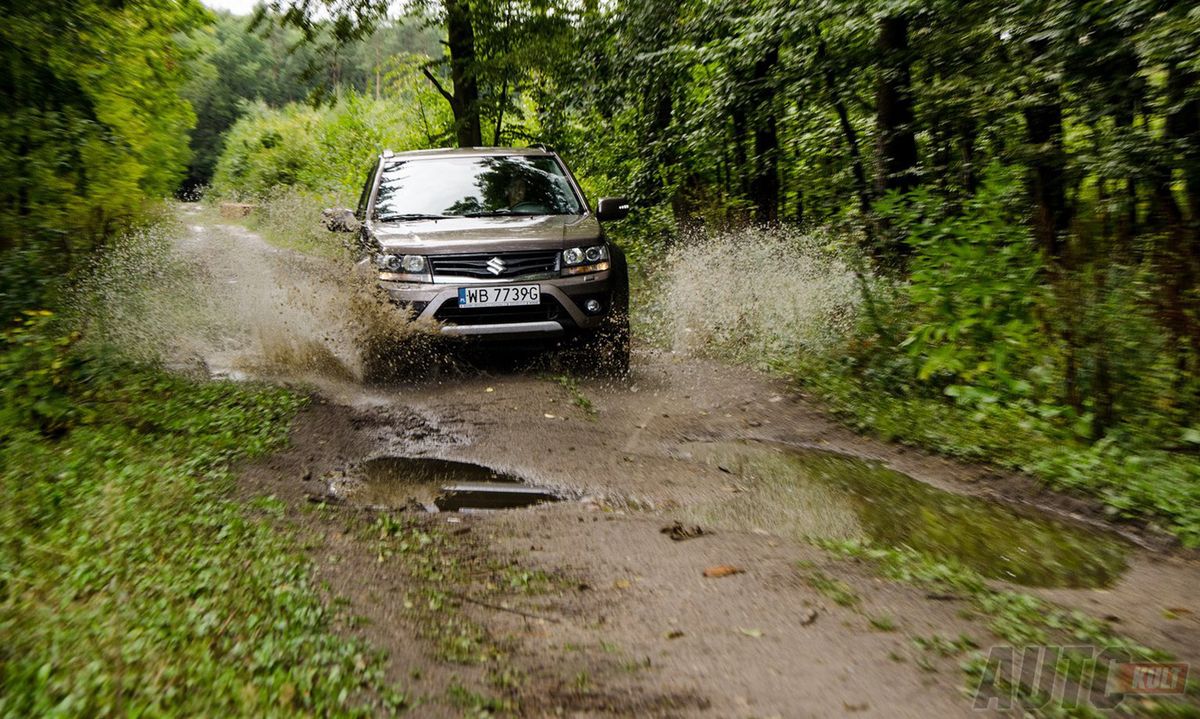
334, 457, 562, 511
684, 441, 1127, 589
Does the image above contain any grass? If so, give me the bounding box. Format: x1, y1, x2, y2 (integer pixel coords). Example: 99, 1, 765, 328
0, 329, 404, 715
803, 569, 860, 608
204, 190, 349, 261
551, 374, 596, 418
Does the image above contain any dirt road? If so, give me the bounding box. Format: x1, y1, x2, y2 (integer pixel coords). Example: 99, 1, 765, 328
164, 207, 1199, 716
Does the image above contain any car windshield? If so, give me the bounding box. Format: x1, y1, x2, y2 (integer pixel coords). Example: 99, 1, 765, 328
374, 155, 583, 219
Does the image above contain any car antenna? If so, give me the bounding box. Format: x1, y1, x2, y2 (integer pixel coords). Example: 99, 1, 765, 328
528, 143, 554, 153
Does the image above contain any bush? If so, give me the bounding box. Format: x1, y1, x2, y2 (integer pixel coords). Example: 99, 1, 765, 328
211, 90, 451, 201
878, 166, 1046, 396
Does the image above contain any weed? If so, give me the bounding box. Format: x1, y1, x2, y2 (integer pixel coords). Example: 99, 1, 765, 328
551, 374, 597, 418
869, 615, 897, 632
805, 570, 860, 607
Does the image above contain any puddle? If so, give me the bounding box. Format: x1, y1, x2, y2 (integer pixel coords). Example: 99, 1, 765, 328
334, 456, 561, 512
684, 442, 1128, 589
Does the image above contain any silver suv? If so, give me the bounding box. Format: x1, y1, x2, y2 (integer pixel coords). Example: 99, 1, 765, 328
330, 147, 631, 372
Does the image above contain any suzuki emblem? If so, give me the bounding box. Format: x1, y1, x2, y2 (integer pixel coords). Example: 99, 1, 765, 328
486, 257, 506, 275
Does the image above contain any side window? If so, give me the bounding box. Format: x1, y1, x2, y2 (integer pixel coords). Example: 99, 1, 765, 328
355, 159, 379, 220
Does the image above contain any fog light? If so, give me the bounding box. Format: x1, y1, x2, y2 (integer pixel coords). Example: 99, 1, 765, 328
584, 299, 602, 314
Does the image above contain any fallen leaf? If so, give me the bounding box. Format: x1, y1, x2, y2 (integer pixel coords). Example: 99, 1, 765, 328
613, 578, 631, 590
485, 387, 494, 393
738, 628, 763, 638
799, 608, 818, 626
703, 565, 743, 578
544, 413, 556, 419
665, 630, 685, 639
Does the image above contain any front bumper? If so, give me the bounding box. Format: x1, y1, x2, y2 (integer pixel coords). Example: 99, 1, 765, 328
379, 270, 614, 338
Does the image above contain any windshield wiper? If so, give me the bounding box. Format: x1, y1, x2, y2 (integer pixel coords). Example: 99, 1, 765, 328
377, 213, 450, 221
462, 209, 541, 217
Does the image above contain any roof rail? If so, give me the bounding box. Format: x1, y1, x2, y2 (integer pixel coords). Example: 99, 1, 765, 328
527, 143, 554, 153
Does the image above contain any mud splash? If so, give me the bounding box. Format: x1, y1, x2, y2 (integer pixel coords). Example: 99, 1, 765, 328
332, 456, 562, 512
683, 441, 1127, 589
72, 205, 440, 386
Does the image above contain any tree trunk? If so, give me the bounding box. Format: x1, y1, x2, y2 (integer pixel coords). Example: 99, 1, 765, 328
749, 45, 780, 224
816, 36, 871, 222
1024, 90, 1069, 262
1167, 67, 1200, 264
493, 77, 508, 145
874, 15, 919, 197
730, 107, 749, 201
446, 0, 481, 147
1163, 65, 1200, 363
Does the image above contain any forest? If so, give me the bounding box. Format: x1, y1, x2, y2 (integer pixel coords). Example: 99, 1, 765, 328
2, 0, 1200, 715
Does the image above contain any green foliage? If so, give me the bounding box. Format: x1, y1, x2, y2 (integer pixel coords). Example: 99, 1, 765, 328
0, 312, 91, 438
211, 91, 450, 200
0, 329, 403, 716
0, 0, 208, 249
880, 165, 1045, 394
180, 12, 441, 190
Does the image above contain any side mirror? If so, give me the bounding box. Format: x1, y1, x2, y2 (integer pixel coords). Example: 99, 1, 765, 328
595, 197, 630, 222
322, 207, 360, 233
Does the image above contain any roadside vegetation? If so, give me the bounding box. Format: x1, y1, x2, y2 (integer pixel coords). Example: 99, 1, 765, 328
0, 4, 403, 713
0, 314, 401, 716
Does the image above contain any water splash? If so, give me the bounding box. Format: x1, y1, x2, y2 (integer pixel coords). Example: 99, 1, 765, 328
647, 226, 864, 361
69, 205, 435, 385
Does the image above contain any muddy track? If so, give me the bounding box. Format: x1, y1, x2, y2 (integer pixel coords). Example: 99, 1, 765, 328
179, 207, 1199, 716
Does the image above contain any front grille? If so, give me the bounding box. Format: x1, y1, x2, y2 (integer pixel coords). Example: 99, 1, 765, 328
434, 296, 565, 326
430, 250, 559, 279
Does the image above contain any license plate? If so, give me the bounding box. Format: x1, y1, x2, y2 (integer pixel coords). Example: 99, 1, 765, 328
457, 284, 540, 308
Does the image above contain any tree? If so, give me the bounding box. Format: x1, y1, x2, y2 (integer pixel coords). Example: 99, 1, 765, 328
0, 0, 209, 252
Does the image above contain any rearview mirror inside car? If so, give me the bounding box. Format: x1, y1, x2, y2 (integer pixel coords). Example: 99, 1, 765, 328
322, 207, 359, 233
595, 197, 630, 222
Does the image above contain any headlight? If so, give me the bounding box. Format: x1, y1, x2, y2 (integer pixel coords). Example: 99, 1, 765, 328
563, 245, 607, 266
376, 254, 403, 271
561, 245, 610, 275
375, 253, 430, 281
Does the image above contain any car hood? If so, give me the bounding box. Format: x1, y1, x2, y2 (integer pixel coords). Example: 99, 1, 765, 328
371, 214, 601, 254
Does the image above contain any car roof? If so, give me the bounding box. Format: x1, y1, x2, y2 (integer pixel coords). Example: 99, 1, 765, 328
381, 146, 554, 160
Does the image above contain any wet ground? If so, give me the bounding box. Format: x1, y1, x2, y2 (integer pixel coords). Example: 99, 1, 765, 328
159, 206, 1200, 716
